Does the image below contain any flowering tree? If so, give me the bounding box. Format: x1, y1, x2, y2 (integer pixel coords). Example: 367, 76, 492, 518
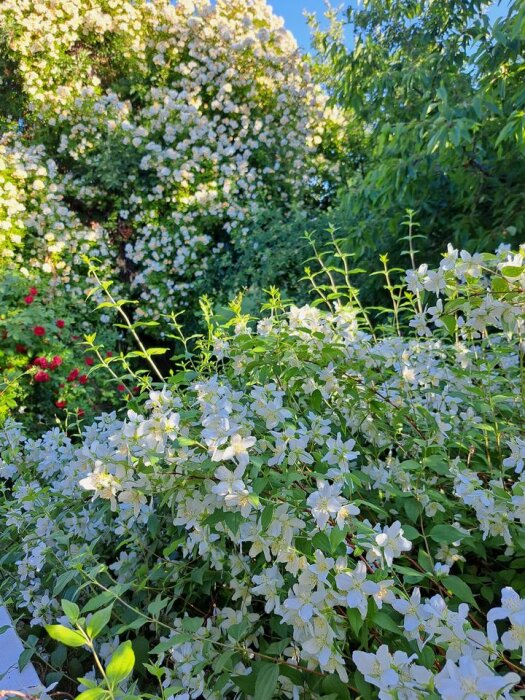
0, 0, 346, 316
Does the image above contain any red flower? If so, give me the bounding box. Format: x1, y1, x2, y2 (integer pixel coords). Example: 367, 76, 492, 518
49, 355, 63, 369
77, 408, 85, 418
56, 319, 65, 329
55, 400, 67, 409
132, 386, 140, 394
67, 368, 79, 382
15, 344, 27, 354
33, 326, 46, 336
24, 295, 35, 305
33, 356, 49, 369
117, 384, 126, 392
29, 287, 38, 296
85, 356, 94, 366
78, 374, 88, 385
34, 370, 50, 383
106, 351, 113, 357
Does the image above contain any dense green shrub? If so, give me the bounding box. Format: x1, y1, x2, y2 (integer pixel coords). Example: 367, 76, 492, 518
1, 240, 525, 698
312, 0, 525, 302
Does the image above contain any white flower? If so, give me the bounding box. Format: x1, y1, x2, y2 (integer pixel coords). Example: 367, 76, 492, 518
488, 587, 525, 639
308, 550, 335, 584
281, 582, 326, 623
503, 438, 525, 474
435, 655, 519, 700
211, 464, 246, 497
306, 480, 359, 530
302, 615, 336, 667
365, 521, 412, 567
211, 434, 256, 468
353, 645, 431, 696
336, 561, 378, 619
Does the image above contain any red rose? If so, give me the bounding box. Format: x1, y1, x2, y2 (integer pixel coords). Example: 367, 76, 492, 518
55, 400, 67, 409
77, 408, 85, 418
33, 356, 48, 369
85, 357, 94, 366
132, 386, 140, 394
49, 355, 63, 368
106, 351, 113, 357
29, 287, 38, 296
34, 370, 50, 383
24, 295, 35, 305
78, 374, 88, 385
15, 344, 27, 354
56, 319, 65, 329
117, 384, 126, 392
33, 326, 46, 336
67, 368, 79, 382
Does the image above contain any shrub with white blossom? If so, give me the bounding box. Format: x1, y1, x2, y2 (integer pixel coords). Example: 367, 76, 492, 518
1, 240, 525, 699
0, 136, 117, 288
0, 0, 346, 316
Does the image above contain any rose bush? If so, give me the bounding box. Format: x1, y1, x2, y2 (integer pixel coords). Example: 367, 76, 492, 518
1, 241, 525, 698
0, 271, 121, 431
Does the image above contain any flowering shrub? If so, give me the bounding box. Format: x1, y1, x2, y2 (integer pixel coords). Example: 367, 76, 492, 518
1, 241, 525, 698
0, 0, 346, 317
0, 272, 120, 431
0, 136, 119, 291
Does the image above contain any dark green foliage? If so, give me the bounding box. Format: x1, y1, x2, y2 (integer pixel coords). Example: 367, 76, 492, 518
312, 0, 525, 301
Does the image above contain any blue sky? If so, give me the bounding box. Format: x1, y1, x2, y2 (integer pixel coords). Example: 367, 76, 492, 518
269, 1, 511, 49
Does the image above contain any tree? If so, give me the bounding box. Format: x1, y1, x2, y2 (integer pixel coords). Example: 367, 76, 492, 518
312, 0, 525, 296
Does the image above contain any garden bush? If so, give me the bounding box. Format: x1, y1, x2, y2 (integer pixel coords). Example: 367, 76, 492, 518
0, 270, 122, 431
2, 240, 525, 698
311, 0, 525, 302
0, 0, 347, 318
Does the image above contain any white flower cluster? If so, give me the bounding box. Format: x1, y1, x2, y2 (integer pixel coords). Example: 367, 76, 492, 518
0, 136, 117, 295
1, 244, 525, 697
407, 242, 525, 339
1, 0, 346, 315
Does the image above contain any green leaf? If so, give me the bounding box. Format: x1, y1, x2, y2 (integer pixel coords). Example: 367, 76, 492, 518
371, 610, 400, 634
144, 663, 165, 680
147, 597, 169, 617
428, 524, 465, 545
76, 689, 108, 700
53, 570, 78, 596
106, 641, 135, 685
261, 504, 274, 530
443, 575, 478, 608
347, 607, 363, 637
228, 619, 250, 641
501, 265, 523, 278
45, 625, 87, 648
181, 617, 203, 633
214, 650, 235, 673
18, 648, 35, 672
329, 526, 347, 553
254, 662, 280, 700
82, 591, 116, 614
61, 600, 80, 624
86, 604, 113, 640
492, 276, 509, 294
440, 315, 457, 335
